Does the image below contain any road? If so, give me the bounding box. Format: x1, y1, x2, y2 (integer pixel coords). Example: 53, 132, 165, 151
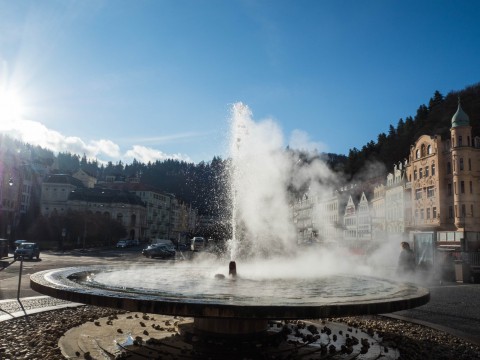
0, 246, 152, 299
1, 247, 480, 345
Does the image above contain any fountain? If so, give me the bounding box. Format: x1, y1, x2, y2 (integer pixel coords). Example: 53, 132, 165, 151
30, 103, 429, 358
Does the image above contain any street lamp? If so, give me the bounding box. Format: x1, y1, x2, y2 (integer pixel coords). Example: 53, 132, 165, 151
61, 228, 66, 252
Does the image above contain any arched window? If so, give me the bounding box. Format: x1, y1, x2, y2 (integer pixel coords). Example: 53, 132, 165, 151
427, 145, 432, 154
421, 144, 426, 157
416, 149, 420, 159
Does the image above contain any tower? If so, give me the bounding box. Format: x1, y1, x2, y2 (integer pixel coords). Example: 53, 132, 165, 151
450, 98, 473, 231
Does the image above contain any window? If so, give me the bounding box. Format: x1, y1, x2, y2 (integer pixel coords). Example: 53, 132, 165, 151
459, 136, 463, 147
427, 208, 431, 219
416, 149, 420, 159
433, 207, 437, 219
447, 162, 451, 174
427, 186, 434, 198
461, 181, 465, 194
469, 158, 472, 171
425, 166, 429, 177
470, 181, 473, 194
460, 158, 464, 170
414, 170, 417, 180
416, 189, 422, 200
419, 168, 423, 178
432, 163, 436, 176
448, 183, 452, 196
420, 209, 424, 220
449, 206, 453, 218
462, 204, 466, 217
427, 145, 432, 154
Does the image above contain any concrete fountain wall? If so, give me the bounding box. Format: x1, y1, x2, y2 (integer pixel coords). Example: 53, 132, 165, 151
31, 264, 429, 335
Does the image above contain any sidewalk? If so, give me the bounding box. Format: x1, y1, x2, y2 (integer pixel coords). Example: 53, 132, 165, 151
0, 296, 83, 322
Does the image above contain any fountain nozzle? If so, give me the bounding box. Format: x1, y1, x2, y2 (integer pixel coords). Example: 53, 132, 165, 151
229, 261, 237, 278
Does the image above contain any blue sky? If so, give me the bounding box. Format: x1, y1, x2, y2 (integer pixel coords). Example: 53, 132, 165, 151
1, 0, 479, 165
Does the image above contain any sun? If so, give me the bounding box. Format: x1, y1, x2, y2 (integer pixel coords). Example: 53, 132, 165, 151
0, 88, 25, 122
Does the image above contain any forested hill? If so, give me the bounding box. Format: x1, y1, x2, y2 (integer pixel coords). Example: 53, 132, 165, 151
2, 82, 479, 215
343, 82, 480, 178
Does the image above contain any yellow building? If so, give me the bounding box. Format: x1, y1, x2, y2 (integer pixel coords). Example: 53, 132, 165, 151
406, 100, 480, 251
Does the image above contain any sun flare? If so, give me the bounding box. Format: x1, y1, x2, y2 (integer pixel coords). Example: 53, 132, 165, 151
0, 88, 24, 122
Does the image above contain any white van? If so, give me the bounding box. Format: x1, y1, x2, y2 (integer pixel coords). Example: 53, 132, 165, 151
190, 237, 205, 251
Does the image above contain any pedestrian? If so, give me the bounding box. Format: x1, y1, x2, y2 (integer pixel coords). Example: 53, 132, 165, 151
397, 242, 415, 274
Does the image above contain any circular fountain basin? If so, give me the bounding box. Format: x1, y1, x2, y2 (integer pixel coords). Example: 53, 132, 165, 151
30, 263, 429, 320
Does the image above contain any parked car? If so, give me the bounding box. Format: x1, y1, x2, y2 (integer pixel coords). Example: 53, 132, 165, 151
14, 239, 27, 248
116, 240, 128, 248
126, 239, 137, 247
142, 244, 175, 259
14, 242, 40, 260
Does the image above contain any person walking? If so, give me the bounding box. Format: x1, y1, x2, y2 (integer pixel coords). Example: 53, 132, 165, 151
398, 241, 415, 274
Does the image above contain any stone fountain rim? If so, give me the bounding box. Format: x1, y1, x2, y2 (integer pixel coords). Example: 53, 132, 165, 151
30, 265, 430, 320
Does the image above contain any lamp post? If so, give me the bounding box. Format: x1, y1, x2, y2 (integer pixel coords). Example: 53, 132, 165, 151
6, 225, 11, 248
61, 228, 66, 253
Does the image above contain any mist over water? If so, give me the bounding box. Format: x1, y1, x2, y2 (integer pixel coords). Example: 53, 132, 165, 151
223, 102, 407, 282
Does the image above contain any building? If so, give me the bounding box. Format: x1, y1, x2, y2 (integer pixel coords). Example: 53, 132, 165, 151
385, 161, 410, 240
100, 182, 197, 243
73, 169, 97, 188
370, 184, 386, 240
68, 187, 146, 241
40, 174, 85, 216
405, 100, 480, 261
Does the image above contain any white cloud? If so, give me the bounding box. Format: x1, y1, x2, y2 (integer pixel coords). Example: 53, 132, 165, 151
124, 145, 192, 164
0, 118, 192, 164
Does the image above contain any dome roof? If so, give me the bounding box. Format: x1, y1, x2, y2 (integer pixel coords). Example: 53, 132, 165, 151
452, 99, 470, 127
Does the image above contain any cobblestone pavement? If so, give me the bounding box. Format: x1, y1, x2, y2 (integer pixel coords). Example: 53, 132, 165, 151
0, 296, 82, 322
